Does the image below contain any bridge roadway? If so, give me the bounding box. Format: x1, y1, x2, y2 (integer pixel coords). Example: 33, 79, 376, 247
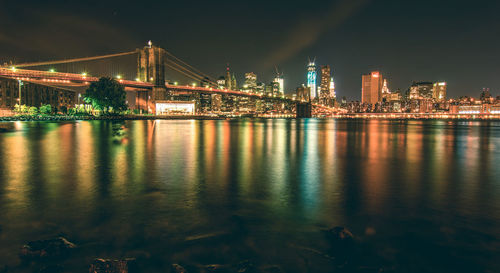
0, 67, 339, 112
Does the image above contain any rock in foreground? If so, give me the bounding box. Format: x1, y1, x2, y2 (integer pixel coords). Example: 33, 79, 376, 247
89, 258, 137, 273
19, 237, 76, 260
327, 226, 354, 241
171, 264, 187, 273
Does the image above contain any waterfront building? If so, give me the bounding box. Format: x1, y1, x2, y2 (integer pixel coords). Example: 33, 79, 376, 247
432, 82, 447, 102
155, 101, 196, 115
0, 76, 75, 110
307, 60, 317, 99
361, 71, 383, 104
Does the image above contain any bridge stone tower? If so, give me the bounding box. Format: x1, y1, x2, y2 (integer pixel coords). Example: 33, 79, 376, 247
296, 102, 312, 118
136, 41, 168, 113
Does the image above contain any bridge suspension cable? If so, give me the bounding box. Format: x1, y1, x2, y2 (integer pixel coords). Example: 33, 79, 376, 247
163, 50, 217, 85
4, 51, 138, 68
166, 64, 218, 87
166, 60, 218, 87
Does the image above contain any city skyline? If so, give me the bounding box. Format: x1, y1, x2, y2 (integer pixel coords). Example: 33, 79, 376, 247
1, 0, 499, 100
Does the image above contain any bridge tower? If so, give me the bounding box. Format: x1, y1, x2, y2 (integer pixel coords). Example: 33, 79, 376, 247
296, 102, 312, 118
136, 41, 168, 113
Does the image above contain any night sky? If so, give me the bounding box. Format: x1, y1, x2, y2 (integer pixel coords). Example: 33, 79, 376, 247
1, 0, 499, 99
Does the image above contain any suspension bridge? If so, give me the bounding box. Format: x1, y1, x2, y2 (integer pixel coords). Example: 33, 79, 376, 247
0, 42, 339, 117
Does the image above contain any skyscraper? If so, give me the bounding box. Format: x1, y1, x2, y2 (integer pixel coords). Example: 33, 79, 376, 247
432, 82, 447, 102
273, 73, 284, 96
381, 79, 390, 101
225, 64, 232, 90
330, 77, 336, 99
319, 65, 331, 100
244, 72, 257, 92
361, 71, 383, 104
296, 84, 311, 102
217, 76, 226, 90
231, 73, 238, 90
307, 60, 317, 99
408, 82, 434, 100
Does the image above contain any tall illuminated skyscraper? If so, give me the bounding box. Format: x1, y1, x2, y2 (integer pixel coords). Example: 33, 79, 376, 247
307, 60, 317, 99
330, 77, 336, 99
273, 72, 284, 96
382, 79, 390, 95
225, 64, 232, 90
231, 73, 238, 90
319, 65, 331, 100
244, 72, 257, 92
432, 82, 447, 102
361, 71, 383, 104
381, 79, 390, 101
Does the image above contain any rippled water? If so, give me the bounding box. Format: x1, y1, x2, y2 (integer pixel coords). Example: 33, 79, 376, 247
0, 119, 499, 272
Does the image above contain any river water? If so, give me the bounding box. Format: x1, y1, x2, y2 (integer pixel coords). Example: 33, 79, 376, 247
0, 119, 498, 272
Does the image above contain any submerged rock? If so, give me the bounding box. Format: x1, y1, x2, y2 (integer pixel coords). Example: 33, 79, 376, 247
201, 260, 256, 273
327, 226, 354, 241
19, 237, 76, 260
202, 264, 230, 273
171, 264, 187, 273
89, 258, 137, 273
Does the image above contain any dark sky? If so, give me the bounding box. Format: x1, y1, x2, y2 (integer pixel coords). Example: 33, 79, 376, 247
1, 0, 499, 99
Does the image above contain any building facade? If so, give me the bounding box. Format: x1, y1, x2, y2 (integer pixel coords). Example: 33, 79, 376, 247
273, 73, 284, 96
244, 72, 257, 92
0, 77, 76, 110
432, 82, 447, 102
307, 60, 317, 99
361, 71, 383, 104
296, 84, 311, 102
319, 65, 331, 100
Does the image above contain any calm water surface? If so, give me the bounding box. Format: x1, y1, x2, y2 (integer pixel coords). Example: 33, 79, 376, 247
0, 119, 499, 272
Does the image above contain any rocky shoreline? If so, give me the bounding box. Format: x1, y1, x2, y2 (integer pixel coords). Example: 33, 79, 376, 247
1, 226, 393, 273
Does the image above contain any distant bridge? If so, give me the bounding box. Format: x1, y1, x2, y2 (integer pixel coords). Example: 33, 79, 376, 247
0, 43, 339, 117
